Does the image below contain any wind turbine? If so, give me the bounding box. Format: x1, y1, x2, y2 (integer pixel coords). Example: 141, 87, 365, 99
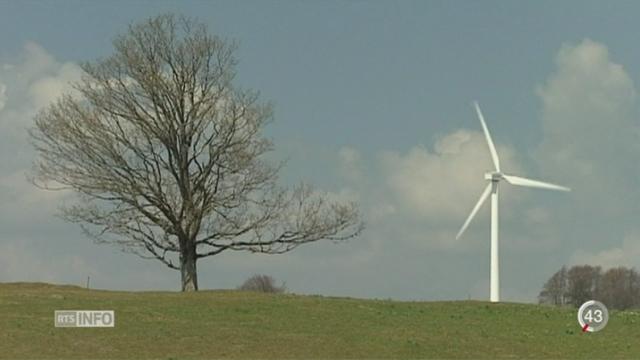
456, 101, 570, 303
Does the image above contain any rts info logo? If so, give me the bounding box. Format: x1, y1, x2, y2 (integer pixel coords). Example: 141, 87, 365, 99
54, 310, 115, 328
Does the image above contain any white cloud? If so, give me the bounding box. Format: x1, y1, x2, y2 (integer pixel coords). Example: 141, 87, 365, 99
380, 129, 522, 220
29, 62, 82, 108
535, 39, 640, 213
339, 146, 360, 166
368, 202, 396, 222
1, 42, 82, 119
0, 43, 79, 210
0, 83, 6, 111
338, 146, 363, 182
531, 38, 640, 275
569, 232, 640, 269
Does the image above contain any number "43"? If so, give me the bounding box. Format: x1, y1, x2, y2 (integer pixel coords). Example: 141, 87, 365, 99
584, 309, 603, 323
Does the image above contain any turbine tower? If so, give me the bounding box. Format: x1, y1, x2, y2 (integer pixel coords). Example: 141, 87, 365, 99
456, 102, 570, 303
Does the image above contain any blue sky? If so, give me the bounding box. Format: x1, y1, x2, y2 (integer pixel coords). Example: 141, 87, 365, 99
2, 1, 640, 302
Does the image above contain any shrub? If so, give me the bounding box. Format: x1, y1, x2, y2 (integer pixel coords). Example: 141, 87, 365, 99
238, 274, 286, 293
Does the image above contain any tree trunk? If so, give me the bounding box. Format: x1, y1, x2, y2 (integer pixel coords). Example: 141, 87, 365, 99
180, 240, 198, 292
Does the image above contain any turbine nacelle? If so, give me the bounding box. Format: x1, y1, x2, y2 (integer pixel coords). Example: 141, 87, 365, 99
484, 172, 502, 182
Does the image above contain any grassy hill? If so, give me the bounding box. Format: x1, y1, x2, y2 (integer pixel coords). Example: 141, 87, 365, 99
1, 282, 639, 359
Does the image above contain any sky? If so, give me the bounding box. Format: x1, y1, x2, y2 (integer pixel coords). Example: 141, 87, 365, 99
2, 0, 640, 302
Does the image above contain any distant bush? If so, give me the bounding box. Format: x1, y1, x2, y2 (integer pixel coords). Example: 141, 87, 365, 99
238, 274, 286, 293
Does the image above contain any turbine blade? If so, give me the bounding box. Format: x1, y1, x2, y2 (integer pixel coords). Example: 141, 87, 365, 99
473, 101, 501, 172
456, 183, 492, 240
502, 174, 571, 192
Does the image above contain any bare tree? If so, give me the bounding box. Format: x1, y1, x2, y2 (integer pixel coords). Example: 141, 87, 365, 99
238, 274, 286, 293
538, 265, 568, 305
598, 267, 640, 310
540, 265, 640, 309
629, 268, 640, 308
29, 14, 363, 292
566, 265, 601, 307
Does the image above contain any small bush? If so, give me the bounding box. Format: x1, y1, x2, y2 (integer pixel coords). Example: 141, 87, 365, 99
238, 274, 286, 293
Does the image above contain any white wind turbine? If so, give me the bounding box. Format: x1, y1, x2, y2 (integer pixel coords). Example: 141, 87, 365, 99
456, 102, 570, 303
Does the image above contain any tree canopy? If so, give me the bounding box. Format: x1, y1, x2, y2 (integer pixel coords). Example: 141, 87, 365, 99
30, 14, 363, 291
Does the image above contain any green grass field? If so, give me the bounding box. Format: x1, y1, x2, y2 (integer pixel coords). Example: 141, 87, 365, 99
1, 282, 639, 359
